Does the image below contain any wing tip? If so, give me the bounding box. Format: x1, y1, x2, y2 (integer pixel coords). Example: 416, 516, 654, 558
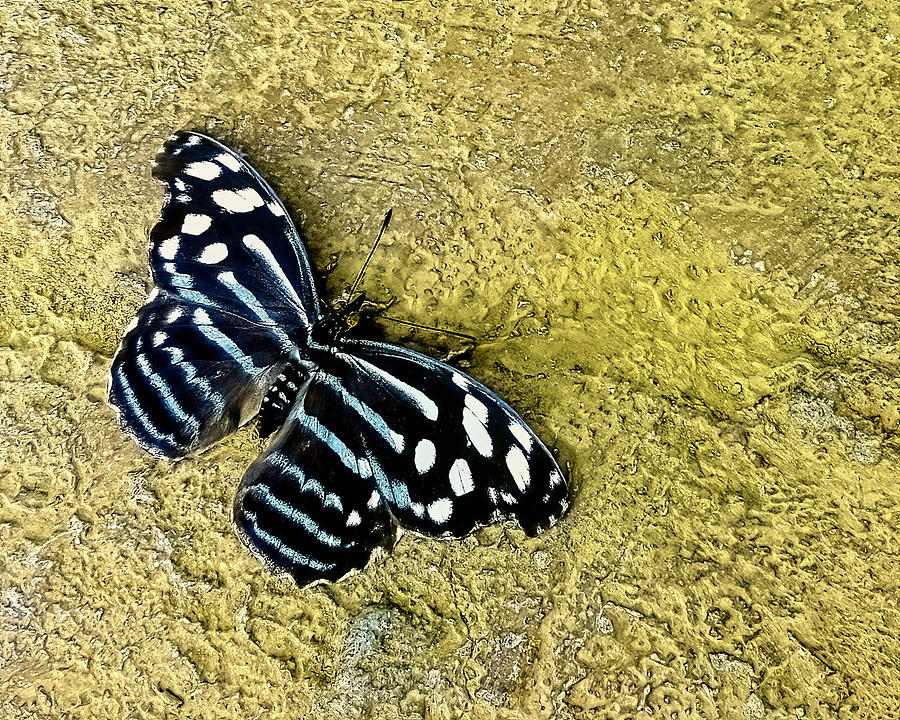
152, 130, 226, 181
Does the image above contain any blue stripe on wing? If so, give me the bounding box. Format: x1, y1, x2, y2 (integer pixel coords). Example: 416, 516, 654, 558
233, 374, 396, 586
108, 291, 293, 458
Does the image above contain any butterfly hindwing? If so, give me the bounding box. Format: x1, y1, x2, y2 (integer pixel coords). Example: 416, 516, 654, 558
233, 372, 396, 586
109, 291, 292, 457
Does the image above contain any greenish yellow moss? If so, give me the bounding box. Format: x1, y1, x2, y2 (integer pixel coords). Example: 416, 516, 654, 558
1, 0, 898, 718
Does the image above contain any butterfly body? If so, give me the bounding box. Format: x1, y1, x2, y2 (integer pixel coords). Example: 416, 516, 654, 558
258, 293, 369, 437
109, 132, 569, 586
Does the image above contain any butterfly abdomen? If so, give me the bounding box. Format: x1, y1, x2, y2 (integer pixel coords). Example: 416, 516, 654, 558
258, 360, 309, 438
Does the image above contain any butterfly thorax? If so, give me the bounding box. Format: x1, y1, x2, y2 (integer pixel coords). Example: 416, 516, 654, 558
310, 293, 367, 349
259, 293, 367, 438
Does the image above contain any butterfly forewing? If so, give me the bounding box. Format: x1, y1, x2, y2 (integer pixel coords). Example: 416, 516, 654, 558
150, 132, 320, 328
337, 341, 569, 537
233, 372, 396, 586
109, 132, 322, 457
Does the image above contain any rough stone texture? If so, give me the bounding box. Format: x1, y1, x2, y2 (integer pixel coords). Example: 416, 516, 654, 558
1, 1, 898, 718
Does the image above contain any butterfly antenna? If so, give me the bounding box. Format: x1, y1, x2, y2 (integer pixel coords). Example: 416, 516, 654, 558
378, 315, 478, 344
349, 209, 392, 300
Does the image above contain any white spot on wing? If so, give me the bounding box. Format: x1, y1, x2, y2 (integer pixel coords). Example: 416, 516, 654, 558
152, 331, 167, 347
368, 490, 380, 509
267, 201, 285, 217
427, 498, 453, 524
166, 307, 183, 323
215, 152, 242, 172
465, 394, 489, 423
509, 421, 534, 452
414, 439, 436, 473
184, 161, 221, 180
452, 372, 471, 390
463, 405, 493, 457
449, 458, 474, 496
158, 236, 180, 260
182, 213, 212, 236
347, 510, 362, 527
506, 446, 531, 492
212, 188, 265, 213
198, 243, 228, 264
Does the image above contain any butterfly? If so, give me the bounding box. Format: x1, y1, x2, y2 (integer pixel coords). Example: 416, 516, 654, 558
108, 132, 569, 586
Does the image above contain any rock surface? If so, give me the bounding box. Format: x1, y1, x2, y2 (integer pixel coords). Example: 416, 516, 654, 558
1, 1, 898, 718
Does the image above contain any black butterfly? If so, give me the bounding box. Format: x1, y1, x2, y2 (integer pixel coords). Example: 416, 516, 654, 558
109, 132, 569, 586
